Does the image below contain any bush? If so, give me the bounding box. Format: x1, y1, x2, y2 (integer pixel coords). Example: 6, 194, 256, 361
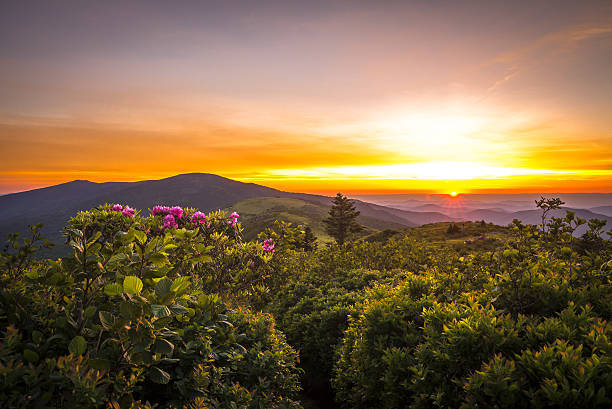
269, 268, 401, 396
0, 205, 302, 408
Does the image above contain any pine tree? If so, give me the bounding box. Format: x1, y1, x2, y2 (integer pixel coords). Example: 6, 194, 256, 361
301, 226, 318, 251
323, 193, 363, 245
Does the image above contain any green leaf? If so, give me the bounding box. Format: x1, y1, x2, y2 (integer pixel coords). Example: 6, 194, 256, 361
99, 311, 115, 330
108, 253, 128, 263
170, 276, 191, 294
32, 331, 43, 344
123, 276, 143, 295
134, 230, 147, 245
149, 366, 171, 384
161, 243, 177, 251
87, 231, 102, 247
68, 336, 87, 355
155, 278, 172, 298
23, 349, 39, 363
120, 229, 136, 244
88, 358, 111, 370
47, 272, 64, 285
149, 252, 169, 267
169, 304, 188, 315
66, 228, 83, 238
120, 301, 142, 320
85, 305, 97, 318
154, 338, 175, 354
104, 283, 123, 296
151, 304, 171, 318
192, 254, 213, 263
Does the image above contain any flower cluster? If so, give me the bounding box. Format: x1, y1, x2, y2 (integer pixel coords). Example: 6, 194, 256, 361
122, 206, 135, 217
262, 238, 275, 253
163, 214, 178, 229
152, 205, 170, 216
152, 205, 184, 230
152, 205, 184, 219
110, 204, 135, 218
191, 211, 207, 225
228, 211, 240, 226
170, 206, 183, 219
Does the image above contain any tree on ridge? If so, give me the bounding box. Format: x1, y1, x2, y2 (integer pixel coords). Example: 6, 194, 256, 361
323, 193, 363, 245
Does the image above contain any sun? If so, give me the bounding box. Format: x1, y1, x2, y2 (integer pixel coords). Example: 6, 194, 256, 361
449, 191, 458, 197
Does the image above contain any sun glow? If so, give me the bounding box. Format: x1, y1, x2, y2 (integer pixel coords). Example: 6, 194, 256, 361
255, 161, 580, 180
449, 191, 458, 197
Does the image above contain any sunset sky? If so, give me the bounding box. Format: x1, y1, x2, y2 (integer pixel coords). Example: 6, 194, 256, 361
1, 0, 611, 194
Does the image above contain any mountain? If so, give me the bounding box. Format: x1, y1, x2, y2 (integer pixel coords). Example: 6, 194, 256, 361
357, 194, 612, 236
4, 174, 608, 256
0, 173, 443, 255
590, 206, 612, 217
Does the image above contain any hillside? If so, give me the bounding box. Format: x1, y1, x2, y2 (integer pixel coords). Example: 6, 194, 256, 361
229, 197, 410, 242
0, 174, 430, 255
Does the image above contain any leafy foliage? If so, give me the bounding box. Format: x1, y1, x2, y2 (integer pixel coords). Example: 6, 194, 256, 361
1, 197, 610, 409
0, 204, 301, 408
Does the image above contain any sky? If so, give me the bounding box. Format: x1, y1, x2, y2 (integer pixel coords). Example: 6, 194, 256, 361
1, 0, 611, 195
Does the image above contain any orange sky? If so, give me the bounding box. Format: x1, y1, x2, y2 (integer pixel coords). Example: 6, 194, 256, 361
1, 1, 611, 195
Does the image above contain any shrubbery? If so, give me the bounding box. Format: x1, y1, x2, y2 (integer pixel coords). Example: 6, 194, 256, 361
0, 204, 301, 408
1, 198, 610, 408
265, 203, 611, 408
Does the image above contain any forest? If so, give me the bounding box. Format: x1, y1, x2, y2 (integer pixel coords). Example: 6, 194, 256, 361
0, 198, 610, 408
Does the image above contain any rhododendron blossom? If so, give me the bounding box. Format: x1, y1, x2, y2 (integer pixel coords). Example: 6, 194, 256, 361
122, 206, 135, 217
170, 206, 184, 219
111, 204, 123, 212
152, 205, 170, 216
228, 211, 240, 226
262, 238, 275, 253
163, 214, 178, 229
191, 211, 206, 225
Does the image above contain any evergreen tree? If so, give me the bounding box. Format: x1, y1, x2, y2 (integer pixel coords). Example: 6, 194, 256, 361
301, 226, 318, 251
323, 193, 363, 244
446, 223, 461, 234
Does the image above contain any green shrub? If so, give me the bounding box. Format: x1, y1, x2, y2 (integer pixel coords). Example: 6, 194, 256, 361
0, 205, 302, 408
269, 268, 401, 395
333, 277, 435, 409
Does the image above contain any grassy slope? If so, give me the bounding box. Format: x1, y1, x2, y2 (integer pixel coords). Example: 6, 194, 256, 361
362, 220, 514, 252
229, 197, 408, 243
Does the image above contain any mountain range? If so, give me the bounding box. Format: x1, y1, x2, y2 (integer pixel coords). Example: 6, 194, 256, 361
1, 173, 610, 256
0, 173, 449, 255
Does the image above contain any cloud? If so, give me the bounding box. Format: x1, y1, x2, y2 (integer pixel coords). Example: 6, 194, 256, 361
485, 22, 612, 92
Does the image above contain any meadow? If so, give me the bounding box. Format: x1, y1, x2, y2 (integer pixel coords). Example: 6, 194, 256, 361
1, 199, 610, 408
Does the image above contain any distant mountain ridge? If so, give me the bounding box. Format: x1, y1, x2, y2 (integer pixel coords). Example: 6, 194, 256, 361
0, 173, 451, 254
1, 173, 609, 256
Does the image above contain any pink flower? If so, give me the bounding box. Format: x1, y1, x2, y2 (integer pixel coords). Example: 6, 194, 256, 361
191, 211, 206, 225
152, 205, 170, 216
163, 214, 178, 229
262, 238, 275, 253
111, 204, 123, 212
122, 206, 135, 217
170, 206, 184, 219
228, 211, 239, 226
